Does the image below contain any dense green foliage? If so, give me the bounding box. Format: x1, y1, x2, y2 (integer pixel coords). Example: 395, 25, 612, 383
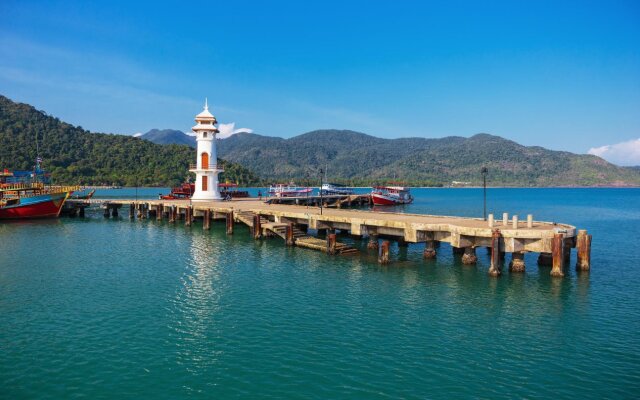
0, 95, 259, 186
218, 130, 640, 187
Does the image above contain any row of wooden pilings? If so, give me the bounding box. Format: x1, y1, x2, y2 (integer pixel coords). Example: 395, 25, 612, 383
368, 229, 591, 276
125, 203, 591, 277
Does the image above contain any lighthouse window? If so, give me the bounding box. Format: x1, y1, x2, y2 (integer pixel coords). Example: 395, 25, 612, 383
203, 132, 207, 138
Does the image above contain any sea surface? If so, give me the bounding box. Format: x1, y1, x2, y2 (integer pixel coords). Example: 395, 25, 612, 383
1, 188, 639, 399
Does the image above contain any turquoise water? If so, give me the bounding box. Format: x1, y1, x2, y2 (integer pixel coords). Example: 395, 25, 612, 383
1, 188, 639, 398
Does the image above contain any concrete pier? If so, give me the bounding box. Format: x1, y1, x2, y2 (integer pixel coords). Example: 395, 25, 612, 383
68, 198, 585, 275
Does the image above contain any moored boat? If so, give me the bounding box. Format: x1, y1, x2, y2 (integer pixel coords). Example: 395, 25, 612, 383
268, 183, 313, 198
0, 167, 76, 219
371, 185, 413, 205
320, 183, 354, 196
159, 182, 250, 200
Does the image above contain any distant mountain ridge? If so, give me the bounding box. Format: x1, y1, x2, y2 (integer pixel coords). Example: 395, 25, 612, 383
216, 130, 640, 187
138, 129, 195, 147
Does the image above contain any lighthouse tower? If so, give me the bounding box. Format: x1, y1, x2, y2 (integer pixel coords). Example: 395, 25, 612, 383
190, 99, 223, 201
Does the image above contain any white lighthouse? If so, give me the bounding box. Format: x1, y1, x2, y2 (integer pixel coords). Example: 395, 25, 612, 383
190, 99, 223, 201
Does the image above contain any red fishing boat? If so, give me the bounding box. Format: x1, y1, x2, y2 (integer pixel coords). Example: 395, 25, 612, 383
0, 167, 76, 219
371, 185, 414, 205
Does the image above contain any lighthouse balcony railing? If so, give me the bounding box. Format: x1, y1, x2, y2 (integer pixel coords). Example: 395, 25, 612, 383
189, 163, 224, 171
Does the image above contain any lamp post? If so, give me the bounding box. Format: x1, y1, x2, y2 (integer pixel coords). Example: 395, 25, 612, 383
481, 167, 488, 221
319, 168, 324, 215
305, 173, 310, 209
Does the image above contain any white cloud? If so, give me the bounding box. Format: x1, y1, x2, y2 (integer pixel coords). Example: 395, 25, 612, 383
588, 138, 640, 166
217, 122, 253, 139
133, 132, 143, 137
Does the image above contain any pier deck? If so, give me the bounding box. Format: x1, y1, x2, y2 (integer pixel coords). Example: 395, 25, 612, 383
68, 197, 591, 275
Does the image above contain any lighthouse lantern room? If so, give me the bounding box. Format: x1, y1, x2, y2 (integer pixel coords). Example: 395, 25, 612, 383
189, 99, 223, 201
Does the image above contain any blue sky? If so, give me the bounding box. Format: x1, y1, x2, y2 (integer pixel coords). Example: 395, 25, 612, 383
1, 0, 639, 164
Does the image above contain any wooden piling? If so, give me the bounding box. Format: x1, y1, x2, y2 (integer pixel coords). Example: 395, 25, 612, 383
509, 252, 526, 272
551, 233, 565, 277
423, 240, 437, 259
104, 207, 110, 218
378, 240, 390, 264
111, 206, 118, 218
327, 233, 337, 255
286, 223, 295, 246
169, 206, 177, 223
185, 207, 192, 227
129, 203, 135, 219
226, 211, 234, 235
253, 214, 261, 239
156, 204, 163, 221
488, 229, 502, 276
576, 230, 591, 271
461, 247, 477, 265
203, 209, 211, 230
367, 234, 379, 250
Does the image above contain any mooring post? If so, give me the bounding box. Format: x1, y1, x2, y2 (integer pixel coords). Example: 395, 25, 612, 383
203, 209, 211, 230
509, 252, 526, 272
253, 214, 261, 239
327, 233, 337, 255
551, 233, 565, 277
461, 247, 477, 265
502, 212, 508, 226
423, 240, 437, 259
285, 223, 295, 246
367, 234, 379, 250
185, 207, 192, 227
129, 203, 135, 219
488, 229, 502, 276
527, 214, 533, 228
576, 229, 592, 271
512, 215, 518, 229
378, 240, 390, 264
488, 214, 494, 228
226, 211, 234, 235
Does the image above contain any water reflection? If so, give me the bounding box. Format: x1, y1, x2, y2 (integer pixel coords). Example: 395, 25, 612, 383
171, 232, 225, 373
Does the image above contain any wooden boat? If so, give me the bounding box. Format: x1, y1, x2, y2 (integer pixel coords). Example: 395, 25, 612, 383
159, 182, 250, 200
268, 183, 313, 198
219, 183, 250, 198
371, 185, 413, 205
320, 183, 354, 196
0, 168, 76, 219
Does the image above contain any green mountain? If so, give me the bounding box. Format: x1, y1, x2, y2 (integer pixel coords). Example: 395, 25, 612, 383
218, 130, 640, 187
0, 95, 258, 186
138, 128, 195, 147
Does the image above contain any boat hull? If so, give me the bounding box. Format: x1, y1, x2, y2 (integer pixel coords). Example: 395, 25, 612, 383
371, 192, 413, 206
0, 192, 70, 219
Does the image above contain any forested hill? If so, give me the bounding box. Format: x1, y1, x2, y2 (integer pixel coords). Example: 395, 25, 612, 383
218, 130, 640, 187
0, 95, 258, 186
